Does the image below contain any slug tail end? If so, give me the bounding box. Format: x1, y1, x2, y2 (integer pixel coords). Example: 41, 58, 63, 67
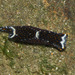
59, 34, 68, 51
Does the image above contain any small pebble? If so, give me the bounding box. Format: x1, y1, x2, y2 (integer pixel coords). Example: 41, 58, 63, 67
49, 73, 51, 75
56, 67, 58, 70
7, 50, 9, 52
59, 60, 61, 62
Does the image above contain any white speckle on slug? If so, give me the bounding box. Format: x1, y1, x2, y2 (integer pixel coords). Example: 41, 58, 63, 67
47, 40, 49, 43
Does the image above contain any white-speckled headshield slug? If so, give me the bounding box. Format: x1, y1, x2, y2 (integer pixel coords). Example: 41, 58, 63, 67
0, 26, 68, 51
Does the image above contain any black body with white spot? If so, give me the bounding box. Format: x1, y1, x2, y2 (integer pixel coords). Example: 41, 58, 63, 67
0, 26, 68, 51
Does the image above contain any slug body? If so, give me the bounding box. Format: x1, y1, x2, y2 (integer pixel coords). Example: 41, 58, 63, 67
0, 26, 68, 51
